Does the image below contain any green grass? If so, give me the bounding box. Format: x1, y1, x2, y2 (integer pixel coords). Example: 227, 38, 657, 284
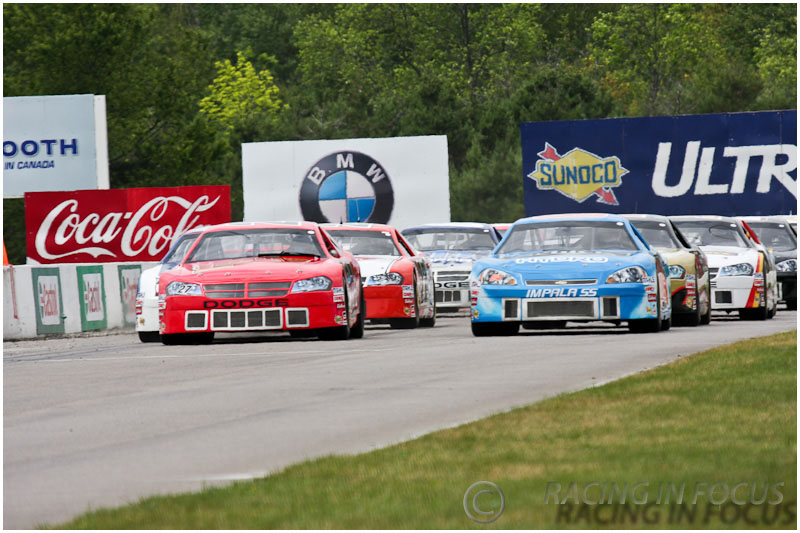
55, 331, 797, 529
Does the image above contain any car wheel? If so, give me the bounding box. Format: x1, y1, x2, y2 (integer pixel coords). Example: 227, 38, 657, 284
740, 304, 768, 321
349, 291, 365, 339
319, 278, 351, 340
471, 322, 520, 337
138, 331, 161, 343
700, 294, 712, 325
161, 333, 203, 345
390, 277, 420, 329
419, 300, 437, 328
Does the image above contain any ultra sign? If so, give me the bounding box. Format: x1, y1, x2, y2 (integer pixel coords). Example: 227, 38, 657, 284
521, 111, 797, 216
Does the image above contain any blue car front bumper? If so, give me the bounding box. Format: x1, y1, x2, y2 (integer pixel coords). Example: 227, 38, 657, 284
470, 283, 659, 323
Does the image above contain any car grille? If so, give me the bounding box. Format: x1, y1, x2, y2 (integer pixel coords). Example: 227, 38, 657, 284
524, 299, 597, 319
434, 271, 471, 282
436, 289, 466, 304
203, 282, 291, 298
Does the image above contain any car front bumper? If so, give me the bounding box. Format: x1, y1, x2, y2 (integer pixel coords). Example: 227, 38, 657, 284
470, 283, 659, 323
160, 291, 348, 334
710, 274, 765, 310
363, 285, 417, 319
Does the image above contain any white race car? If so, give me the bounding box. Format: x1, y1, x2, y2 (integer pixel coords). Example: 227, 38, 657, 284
401, 223, 501, 310
135, 228, 204, 342
671, 215, 778, 320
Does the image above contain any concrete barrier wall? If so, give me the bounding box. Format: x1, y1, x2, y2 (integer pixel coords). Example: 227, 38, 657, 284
3, 262, 157, 340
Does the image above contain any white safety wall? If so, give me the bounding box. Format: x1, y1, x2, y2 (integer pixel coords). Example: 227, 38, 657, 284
3, 262, 156, 340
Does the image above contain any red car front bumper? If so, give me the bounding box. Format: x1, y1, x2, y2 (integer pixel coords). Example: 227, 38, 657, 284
160, 291, 348, 334
364, 286, 417, 319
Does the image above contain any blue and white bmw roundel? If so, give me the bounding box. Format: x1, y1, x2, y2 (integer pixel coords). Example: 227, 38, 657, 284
470, 213, 672, 336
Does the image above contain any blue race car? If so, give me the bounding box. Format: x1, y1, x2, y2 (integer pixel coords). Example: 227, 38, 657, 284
470, 213, 672, 335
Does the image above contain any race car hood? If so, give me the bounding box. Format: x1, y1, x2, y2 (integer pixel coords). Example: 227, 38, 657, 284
473, 250, 653, 281
354, 255, 401, 278
699, 246, 760, 269
425, 249, 491, 269
164, 256, 330, 283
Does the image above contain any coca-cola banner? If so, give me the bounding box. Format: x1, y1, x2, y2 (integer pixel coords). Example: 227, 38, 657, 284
25, 185, 230, 263
77, 265, 106, 331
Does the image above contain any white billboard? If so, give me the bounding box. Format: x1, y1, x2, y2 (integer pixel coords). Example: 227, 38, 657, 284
242, 135, 450, 229
3, 94, 110, 198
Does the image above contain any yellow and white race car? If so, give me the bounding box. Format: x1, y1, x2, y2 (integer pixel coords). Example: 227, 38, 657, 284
624, 214, 711, 326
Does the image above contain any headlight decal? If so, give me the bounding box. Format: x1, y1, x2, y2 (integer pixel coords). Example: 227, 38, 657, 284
718, 263, 754, 276
291, 276, 333, 293
668, 265, 686, 279
365, 272, 404, 286
777, 259, 797, 272
165, 281, 202, 296
606, 266, 648, 284
478, 268, 517, 286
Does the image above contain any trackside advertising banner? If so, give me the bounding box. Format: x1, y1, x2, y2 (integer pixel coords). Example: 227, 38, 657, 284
242, 135, 450, 230
25, 185, 230, 264
521, 111, 797, 216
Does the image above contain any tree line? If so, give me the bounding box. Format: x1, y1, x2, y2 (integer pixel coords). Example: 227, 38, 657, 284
3, 4, 796, 263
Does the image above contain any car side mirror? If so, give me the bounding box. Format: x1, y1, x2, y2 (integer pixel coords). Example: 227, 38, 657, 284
329, 248, 339, 258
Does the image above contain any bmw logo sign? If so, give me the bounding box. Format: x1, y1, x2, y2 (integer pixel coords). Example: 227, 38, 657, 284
299, 151, 394, 223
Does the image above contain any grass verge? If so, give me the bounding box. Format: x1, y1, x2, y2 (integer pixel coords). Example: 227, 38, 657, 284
55, 331, 797, 529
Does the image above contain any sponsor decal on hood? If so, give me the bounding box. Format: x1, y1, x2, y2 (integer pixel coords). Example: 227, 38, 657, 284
426, 250, 489, 265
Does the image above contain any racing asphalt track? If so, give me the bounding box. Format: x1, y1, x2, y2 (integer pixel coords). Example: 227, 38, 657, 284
4, 311, 797, 528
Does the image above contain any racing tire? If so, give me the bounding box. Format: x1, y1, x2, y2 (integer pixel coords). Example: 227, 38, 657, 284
739, 305, 768, 321
390, 278, 421, 329
700, 298, 712, 325
679, 303, 701, 327
628, 319, 660, 333
471, 322, 520, 337
349, 291, 365, 339
138, 331, 161, 343
787, 298, 797, 311
419, 301, 437, 328
661, 314, 672, 331
319, 277, 352, 340
161, 332, 214, 345
629, 283, 662, 333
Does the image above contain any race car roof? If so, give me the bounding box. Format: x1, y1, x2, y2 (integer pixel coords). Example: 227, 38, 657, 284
670, 215, 739, 223
402, 222, 496, 231
513, 213, 631, 224
621, 213, 671, 223
196, 221, 321, 233
322, 223, 395, 232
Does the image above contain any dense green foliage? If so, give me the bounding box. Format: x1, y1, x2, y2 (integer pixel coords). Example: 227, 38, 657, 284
3, 4, 796, 263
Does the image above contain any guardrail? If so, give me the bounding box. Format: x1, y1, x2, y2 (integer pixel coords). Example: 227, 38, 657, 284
3, 262, 157, 340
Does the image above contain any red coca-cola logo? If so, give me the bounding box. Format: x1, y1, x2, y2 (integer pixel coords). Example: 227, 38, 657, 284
25, 186, 230, 263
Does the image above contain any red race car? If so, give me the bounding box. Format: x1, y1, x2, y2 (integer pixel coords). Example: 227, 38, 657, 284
157, 222, 364, 344
324, 223, 436, 328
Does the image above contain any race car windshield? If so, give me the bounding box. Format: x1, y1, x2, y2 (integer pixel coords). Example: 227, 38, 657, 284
326, 230, 401, 256
746, 223, 797, 251
403, 229, 496, 252
672, 221, 752, 248
162, 234, 200, 265
186, 228, 323, 263
498, 221, 638, 254
630, 221, 680, 249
